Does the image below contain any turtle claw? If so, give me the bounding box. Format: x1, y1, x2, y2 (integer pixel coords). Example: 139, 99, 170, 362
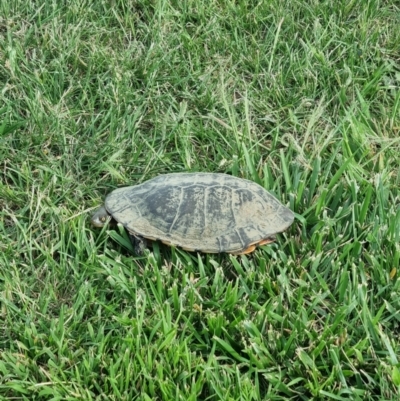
129, 234, 147, 256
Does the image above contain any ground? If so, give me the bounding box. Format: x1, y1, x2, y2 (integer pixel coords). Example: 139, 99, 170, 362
0, 1, 399, 400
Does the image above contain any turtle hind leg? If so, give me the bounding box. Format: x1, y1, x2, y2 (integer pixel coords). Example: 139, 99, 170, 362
231, 238, 275, 255
258, 238, 275, 246
231, 244, 256, 255
129, 234, 147, 255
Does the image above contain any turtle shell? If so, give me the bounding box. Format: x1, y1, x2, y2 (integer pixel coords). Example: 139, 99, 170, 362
104, 173, 294, 254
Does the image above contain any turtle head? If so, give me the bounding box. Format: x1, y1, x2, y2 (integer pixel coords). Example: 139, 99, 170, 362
91, 206, 112, 227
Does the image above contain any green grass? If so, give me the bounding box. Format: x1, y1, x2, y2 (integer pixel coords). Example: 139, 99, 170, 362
1, 0, 399, 400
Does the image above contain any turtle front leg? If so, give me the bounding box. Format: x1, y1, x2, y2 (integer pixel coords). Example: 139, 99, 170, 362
129, 233, 148, 255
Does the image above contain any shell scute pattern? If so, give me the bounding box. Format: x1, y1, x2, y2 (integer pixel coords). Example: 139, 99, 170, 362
104, 173, 294, 253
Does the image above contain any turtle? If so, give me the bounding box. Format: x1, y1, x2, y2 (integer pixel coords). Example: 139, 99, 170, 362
91, 172, 294, 255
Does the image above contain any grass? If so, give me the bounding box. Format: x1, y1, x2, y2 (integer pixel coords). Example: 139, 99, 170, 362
0, 0, 399, 399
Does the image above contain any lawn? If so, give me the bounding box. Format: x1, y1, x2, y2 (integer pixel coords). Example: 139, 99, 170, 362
1, 0, 399, 400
